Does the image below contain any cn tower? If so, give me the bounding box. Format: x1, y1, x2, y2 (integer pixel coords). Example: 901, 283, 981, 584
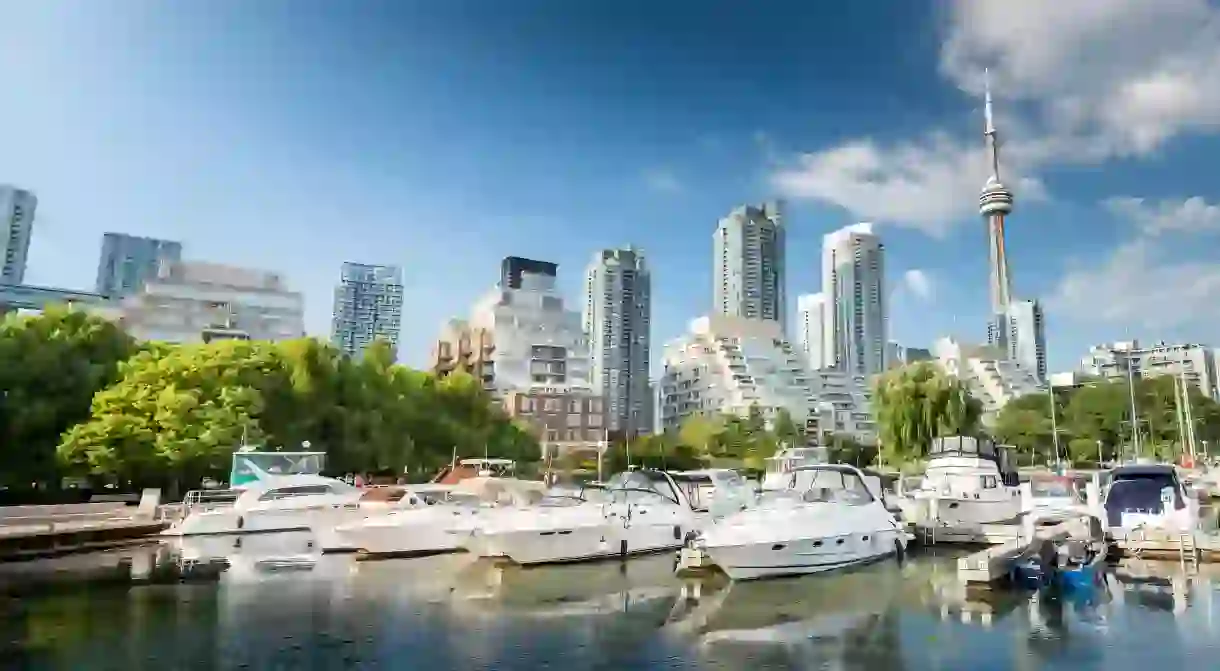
978, 70, 1015, 351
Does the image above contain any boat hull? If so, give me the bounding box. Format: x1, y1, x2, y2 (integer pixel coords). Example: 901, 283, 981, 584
479, 517, 690, 566
704, 528, 905, 581
162, 509, 317, 536
903, 494, 1022, 527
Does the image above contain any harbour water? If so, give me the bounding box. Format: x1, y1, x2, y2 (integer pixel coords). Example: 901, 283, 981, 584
2, 533, 1220, 670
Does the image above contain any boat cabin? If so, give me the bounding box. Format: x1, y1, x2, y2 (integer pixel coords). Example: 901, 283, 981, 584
924, 436, 1020, 489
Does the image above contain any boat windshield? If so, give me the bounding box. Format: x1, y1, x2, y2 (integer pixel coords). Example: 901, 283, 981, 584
1031, 479, 1077, 499
789, 468, 874, 506
604, 471, 680, 505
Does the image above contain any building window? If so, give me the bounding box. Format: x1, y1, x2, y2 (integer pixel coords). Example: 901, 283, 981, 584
588, 414, 602, 428
567, 414, 582, 427
543, 398, 561, 412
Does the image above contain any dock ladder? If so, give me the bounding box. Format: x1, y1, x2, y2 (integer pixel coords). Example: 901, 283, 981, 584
1178, 531, 1199, 569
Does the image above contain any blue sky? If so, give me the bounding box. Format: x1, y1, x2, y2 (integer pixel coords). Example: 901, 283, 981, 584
3, 0, 1219, 372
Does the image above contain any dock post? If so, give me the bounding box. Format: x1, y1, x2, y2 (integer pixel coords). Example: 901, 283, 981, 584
1086, 475, 1105, 534
1019, 482, 1033, 515
929, 498, 939, 545
1022, 510, 1036, 546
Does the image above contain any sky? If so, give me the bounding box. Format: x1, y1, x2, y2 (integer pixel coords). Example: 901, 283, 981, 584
2, 0, 1220, 373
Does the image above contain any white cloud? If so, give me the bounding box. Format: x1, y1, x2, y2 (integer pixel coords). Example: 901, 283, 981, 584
772, 0, 1220, 231
941, 0, 1220, 157
1049, 195, 1220, 330
1103, 196, 1220, 236
643, 168, 682, 194
1048, 239, 1220, 330
902, 269, 934, 301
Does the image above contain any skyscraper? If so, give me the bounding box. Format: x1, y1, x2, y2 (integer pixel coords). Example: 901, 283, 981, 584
0, 185, 36, 285
583, 248, 652, 435
501, 256, 557, 290
821, 223, 886, 377
796, 292, 826, 369
1007, 299, 1047, 381
94, 233, 183, 298
330, 262, 404, 358
979, 71, 1016, 352
713, 201, 786, 328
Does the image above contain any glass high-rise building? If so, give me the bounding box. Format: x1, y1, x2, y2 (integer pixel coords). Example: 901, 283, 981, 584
94, 233, 183, 298
713, 202, 786, 328
821, 223, 886, 377
330, 262, 404, 358
583, 248, 652, 435
0, 185, 36, 285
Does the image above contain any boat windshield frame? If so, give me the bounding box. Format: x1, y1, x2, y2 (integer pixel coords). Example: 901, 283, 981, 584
604, 470, 682, 506
786, 465, 877, 506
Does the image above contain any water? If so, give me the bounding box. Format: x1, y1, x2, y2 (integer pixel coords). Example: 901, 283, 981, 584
2, 533, 1220, 670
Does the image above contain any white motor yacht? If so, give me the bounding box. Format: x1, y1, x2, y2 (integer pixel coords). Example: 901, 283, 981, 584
475, 469, 751, 566
310, 484, 453, 553
761, 447, 829, 491
163, 473, 367, 536
897, 436, 1022, 527
1103, 464, 1199, 535
326, 477, 547, 558
698, 464, 906, 581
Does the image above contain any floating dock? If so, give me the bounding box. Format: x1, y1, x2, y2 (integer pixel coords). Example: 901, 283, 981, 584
0, 490, 167, 561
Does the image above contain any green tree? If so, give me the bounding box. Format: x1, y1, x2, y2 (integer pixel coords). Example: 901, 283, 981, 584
773, 407, 803, 451
56, 333, 536, 491
871, 361, 982, 465
825, 432, 879, 467
0, 307, 136, 488
992, 391, 1060, 466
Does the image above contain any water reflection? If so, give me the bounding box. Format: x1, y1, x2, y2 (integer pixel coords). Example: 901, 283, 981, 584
4, 535, 1220, 669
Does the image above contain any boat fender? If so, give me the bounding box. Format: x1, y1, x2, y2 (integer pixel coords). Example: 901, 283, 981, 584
236, 516, 244, 530
894, 538, 905, 563
672, 525, 681, 541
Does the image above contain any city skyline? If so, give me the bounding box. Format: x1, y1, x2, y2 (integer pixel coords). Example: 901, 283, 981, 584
3, 2, 1220, 373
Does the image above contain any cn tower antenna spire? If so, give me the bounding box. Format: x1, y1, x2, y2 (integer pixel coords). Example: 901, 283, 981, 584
984, 68, 1001, 181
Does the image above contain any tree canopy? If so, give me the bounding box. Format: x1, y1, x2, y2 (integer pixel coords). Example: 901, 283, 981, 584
993, 375, 1220, 466
871, 361, 983, 466
0, 307, 137, 488
2, 308, 537, 492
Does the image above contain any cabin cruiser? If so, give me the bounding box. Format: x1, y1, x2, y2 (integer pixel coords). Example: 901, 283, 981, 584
896, 436, 1021, 527
1103, 464, 1199, 535
163, 473, 369, 536
761, 446, 828, 491
324, 477, 548, 557
697, 464, 906, 581
474, 469, 752, 566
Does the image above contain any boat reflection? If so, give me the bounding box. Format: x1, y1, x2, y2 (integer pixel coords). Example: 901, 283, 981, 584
446, 555, 682, 620
660, 560, 907, 668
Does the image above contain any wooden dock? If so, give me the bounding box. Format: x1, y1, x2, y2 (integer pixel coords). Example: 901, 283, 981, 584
0, 490, 168, 561
1109, 527, 1220, 563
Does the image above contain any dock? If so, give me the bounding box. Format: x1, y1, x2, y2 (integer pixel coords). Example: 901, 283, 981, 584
0, 490, 168, 561
953, 516, 1076, 586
